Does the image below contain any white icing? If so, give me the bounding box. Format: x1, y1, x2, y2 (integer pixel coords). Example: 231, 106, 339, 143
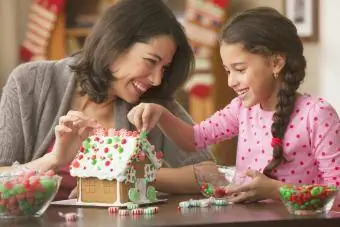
135, 178, 147, 202
70, 132, 162, 181
144, 164, 156, 182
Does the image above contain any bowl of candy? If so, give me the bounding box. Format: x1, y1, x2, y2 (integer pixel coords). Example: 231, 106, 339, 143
0, 167, 61, 219
279, 184, 339, 216
193, 163, 232, 198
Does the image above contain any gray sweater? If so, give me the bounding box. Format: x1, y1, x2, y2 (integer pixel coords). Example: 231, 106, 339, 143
0, 57, 213, 168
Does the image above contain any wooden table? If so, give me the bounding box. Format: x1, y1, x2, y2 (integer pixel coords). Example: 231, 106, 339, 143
1, 195, 340, 227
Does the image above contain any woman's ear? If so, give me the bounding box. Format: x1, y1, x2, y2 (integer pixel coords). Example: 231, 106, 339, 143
272, 53, 286, 74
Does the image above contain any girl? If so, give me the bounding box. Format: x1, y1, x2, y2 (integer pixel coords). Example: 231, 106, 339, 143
127, 7, 340, 210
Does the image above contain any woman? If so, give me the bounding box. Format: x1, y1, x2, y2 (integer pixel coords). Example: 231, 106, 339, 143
0, 0, 213, 200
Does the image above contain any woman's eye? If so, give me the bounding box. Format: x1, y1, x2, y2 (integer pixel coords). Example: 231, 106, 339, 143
144, 58, 157, 66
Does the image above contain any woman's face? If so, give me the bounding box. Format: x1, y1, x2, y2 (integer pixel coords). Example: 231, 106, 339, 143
220, 42, 284, 110
109, 35, 176, 104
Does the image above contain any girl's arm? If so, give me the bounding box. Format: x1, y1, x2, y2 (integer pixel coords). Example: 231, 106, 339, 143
155, 161, 216, 194
158, 106, 197, 153
309, 100, 340, 211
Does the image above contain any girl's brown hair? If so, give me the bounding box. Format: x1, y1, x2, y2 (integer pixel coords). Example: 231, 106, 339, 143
220, 7, 306, 178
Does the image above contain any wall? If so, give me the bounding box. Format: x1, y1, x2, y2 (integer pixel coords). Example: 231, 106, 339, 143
0, 0, 32, 88
319, 0, 340, 112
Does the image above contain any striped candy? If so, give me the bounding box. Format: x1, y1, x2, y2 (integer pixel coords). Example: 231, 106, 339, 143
108, 207, 119, 214
131, 208, 144, 215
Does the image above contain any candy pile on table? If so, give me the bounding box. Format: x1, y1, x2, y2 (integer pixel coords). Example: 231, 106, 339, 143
0, 168, 61, 217
199, 183, 226, 198
279, 184, 339, 215
107, 203, 159, 216
178, 197, 228, 209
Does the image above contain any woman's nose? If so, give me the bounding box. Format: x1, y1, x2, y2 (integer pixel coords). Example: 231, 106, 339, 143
149, 68, 163, 86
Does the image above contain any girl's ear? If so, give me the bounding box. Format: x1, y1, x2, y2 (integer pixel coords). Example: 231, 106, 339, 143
272, 53, 286, 74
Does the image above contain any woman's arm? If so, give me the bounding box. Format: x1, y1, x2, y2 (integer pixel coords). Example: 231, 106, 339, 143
0, 153, 59, 174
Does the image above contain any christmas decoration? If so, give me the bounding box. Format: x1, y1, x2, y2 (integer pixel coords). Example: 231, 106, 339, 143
20, 0, 66, 62
183, 0, 229, 99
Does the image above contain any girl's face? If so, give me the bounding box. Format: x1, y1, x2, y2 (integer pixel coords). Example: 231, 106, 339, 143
109, 35, 176, 104
220, 43, 284, 111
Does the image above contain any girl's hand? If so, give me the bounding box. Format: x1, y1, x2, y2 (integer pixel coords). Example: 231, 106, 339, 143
225, 169, 283, 203
50, 111, 102, 166
127, 103, 165, 132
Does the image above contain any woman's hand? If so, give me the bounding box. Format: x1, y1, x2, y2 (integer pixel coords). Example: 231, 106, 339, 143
127, 103, 165, 132
225, 169, 283, 203
50, 111, 102, 166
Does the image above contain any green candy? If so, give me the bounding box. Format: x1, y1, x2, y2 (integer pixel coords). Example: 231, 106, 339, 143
107, 138, 113, 144
0, 205, 6, 213
91, 159, 97, 165
13, 184, 26, 194
84, 142, 91, 149
35, 191, 45, 199
19, 200, 30, 210
140, 131, 148, 139
9, 188, 17, 196
118, 147, 124, 153
128, 188, 140, 202
310, 187, 321, 196
309, 198, 321, 207
40, 179, 56, 192
147, 186, 157, 201
1, 190, 10, 199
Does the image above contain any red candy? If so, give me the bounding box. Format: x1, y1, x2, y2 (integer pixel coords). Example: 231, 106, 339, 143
214, 187, 226, 198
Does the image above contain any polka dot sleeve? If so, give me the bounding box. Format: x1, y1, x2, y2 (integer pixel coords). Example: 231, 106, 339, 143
193, 97, 241, 150
308, 99, 340, 211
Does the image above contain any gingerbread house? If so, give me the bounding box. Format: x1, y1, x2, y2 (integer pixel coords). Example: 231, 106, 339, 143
69, 129, 163, 206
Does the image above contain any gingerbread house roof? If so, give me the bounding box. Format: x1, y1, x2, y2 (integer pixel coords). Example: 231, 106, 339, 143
69, 129, 163, 182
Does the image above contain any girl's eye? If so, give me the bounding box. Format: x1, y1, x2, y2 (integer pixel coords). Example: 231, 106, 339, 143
225, 69, 230, 75
236, 68, 246, 73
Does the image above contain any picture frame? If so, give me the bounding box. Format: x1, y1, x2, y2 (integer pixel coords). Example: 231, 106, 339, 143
284, 0, 319, 42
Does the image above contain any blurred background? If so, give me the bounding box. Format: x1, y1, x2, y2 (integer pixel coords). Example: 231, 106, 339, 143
0, 0, 339, 165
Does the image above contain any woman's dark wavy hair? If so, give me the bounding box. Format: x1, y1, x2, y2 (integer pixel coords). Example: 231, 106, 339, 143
220, 7, 306, 178
71, 0, 194, 103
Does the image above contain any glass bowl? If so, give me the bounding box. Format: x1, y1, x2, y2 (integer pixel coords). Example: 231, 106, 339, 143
279, 184, 339, 216
0, 169, 61, 218
194, 163, 231, 198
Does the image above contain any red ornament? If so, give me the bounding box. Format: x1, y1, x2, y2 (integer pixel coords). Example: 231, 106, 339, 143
72, 160, 80, 168
138, 153, 146, 162
104, 147, 109, 153
212, 0, 229, 8
156, 151, 164, 159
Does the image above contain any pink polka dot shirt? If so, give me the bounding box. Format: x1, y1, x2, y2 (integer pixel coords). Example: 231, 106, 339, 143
194, 94, 340, 211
